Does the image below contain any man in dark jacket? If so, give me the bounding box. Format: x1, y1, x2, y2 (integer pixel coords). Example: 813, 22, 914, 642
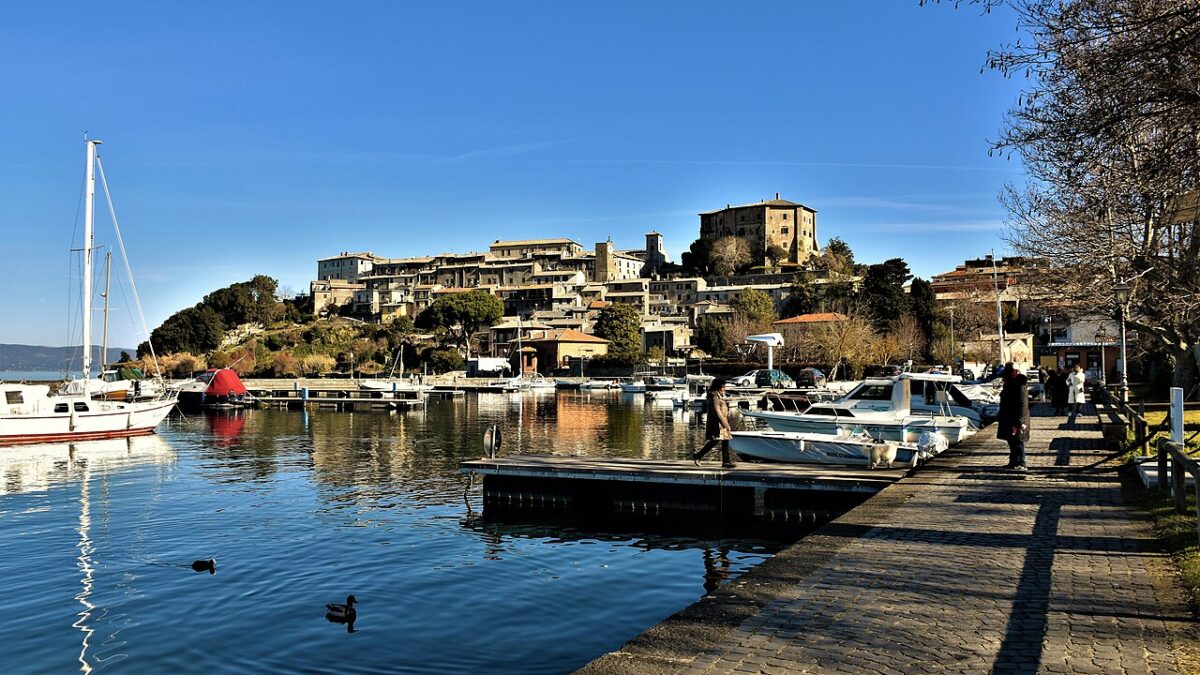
996, 362, 1031, 471
692, 378, 736, 468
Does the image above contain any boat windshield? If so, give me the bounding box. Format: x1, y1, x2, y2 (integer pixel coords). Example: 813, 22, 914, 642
848, 384, 893, 401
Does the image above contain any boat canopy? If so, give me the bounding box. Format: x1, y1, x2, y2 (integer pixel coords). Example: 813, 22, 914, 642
198, 369, 248, 396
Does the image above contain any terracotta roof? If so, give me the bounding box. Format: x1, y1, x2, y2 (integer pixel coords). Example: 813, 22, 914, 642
774, 312, 848, 325
523, 329, 610, 344
587, 300, 611, 309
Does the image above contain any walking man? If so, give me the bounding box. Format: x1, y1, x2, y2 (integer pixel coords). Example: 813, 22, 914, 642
1066, 364, 1087, 425
692, 378, 737, 468
996, 362, 1031, 471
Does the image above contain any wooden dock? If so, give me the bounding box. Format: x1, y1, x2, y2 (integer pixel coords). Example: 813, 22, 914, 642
461, 456, 906, 522
246, 385, 426, 411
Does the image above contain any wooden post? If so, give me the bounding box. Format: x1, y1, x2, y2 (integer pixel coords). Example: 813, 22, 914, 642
1173, 447, 1188, 515
1158, 439, 1169, 491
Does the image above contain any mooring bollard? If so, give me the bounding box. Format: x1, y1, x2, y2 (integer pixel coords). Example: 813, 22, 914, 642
301, 387, 309, 402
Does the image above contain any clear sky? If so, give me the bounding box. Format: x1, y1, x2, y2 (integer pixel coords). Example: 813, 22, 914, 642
0, 1, 1026, 348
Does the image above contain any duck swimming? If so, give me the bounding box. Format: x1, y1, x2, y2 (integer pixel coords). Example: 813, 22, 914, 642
325, 595, 357, 620
191, 559, 216, 574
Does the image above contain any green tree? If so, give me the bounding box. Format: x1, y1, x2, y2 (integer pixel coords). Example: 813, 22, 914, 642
781, 280, 820, 318
426, 347, 465, 374
731, 288, 778, 324
415, 290, 503, 357
695, 320, 729, 357
680, 238, 714, 276
118, 351, 132, 363
202, 275, 281, 328
142, 305, 225, 357
813, 237, 857, 277
860, 258, 912, 332
593, 303, 643, 359
766, 244, 789, 268
908, 277, 937, 355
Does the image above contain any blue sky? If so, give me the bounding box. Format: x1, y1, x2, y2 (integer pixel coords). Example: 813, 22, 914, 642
0, 1, 1025, 347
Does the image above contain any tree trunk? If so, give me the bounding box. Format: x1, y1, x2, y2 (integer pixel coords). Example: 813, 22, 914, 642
1172, 343, 1198, 399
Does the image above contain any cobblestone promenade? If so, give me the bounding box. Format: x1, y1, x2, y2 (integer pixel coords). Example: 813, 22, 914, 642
582, 404, 1197, 674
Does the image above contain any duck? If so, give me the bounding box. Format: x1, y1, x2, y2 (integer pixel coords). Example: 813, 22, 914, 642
191, 559, 217, 574
325, 595, 357, 621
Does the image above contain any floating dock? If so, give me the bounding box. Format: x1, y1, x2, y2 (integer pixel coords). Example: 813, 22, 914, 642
460, 456, 906, 522
246, 386, 426, 411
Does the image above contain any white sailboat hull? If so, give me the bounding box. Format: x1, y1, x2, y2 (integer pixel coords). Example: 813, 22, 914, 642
0, 397, 176, 445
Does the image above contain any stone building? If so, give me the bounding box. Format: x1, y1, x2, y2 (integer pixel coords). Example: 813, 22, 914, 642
699, 194, 818, 265
317, 251, 380, 283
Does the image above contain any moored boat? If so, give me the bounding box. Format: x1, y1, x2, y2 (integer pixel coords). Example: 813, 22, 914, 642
744, 378, 972, 445
0, 140, 177, 444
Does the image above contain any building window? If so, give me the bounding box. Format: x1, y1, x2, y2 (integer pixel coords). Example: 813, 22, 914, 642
783, 213, 789, 220
782, 227, 789, 235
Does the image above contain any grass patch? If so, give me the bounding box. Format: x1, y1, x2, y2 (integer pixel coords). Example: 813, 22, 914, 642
1137, 485, 1200, 611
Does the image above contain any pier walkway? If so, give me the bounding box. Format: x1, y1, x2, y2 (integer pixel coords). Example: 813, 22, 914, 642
581, 404, 1198, 674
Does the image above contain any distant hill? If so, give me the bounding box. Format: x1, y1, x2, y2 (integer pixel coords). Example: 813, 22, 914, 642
0, 344, 134, 372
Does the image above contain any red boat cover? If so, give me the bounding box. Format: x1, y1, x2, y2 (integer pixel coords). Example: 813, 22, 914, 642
204, 369, 248, 396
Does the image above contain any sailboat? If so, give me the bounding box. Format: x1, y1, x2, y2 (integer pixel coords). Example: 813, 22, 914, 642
0, 140, 176, 444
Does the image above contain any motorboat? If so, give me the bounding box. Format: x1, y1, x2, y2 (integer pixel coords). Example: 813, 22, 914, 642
896, 373, 994, 429
174, 368, 253, 410
730, 429, 947, 468
0, 140, 177, 444
744, 378, 973, 445
619, 379, 647, 394
579, 379, 619, 391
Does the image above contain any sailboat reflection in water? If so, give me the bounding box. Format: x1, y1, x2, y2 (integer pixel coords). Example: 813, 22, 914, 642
0, 436, 176, 672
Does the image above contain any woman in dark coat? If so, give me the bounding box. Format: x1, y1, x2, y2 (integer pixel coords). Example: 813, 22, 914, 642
692, 378, 736, 468
996, 362, 1031, 471
1050, 369, 1069, 416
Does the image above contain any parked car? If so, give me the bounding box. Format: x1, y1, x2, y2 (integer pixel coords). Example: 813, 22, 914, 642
794, 367, 827, 388
730, 369, 796, 389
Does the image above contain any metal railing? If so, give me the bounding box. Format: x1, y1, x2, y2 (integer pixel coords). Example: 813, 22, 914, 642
1156, 438, 1200, 544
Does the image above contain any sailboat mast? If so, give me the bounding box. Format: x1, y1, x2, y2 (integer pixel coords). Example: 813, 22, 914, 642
82, 139, 102, 382
101, 252, 111, 371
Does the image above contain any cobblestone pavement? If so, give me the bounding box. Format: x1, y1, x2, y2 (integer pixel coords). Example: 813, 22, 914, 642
670, 404, 1194, 674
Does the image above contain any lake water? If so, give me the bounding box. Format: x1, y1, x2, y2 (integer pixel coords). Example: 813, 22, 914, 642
0, 370, 74, 382
0, 391, 803, 674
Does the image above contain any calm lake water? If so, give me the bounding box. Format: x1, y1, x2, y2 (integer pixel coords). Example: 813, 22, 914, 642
0, 391, 799, 674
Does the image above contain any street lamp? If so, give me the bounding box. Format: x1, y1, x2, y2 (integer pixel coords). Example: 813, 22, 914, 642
1094, 327, 1108, 388
1113, 281, 1131, 403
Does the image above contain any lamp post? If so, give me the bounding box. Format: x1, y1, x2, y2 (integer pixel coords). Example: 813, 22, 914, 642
1113, 281, 1131, 403
1094, 327, 1108, 388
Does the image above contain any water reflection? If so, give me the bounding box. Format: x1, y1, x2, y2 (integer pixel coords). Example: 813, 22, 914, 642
0, 393, 794, 674
0, 436, 176, 496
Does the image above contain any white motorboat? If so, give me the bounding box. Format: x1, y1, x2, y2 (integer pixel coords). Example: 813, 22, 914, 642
645, 387, 685, 401
579, 379, 618, 391
619, 379, 647, 394
1, 140, 176, 444
730, 430, 939, 468
744, 378, 972, 445
896, 373, 993, 429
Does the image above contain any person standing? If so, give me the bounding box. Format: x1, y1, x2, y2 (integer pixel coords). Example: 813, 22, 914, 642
1066, 364, 1087, 424
996, 362, 1031, 471
1050, 368, 1068, 416
693, 378, 736, 468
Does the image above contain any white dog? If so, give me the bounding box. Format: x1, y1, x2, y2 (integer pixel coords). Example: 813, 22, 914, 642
867, 439, 898, 469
